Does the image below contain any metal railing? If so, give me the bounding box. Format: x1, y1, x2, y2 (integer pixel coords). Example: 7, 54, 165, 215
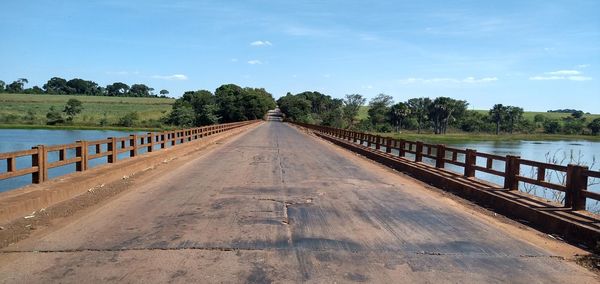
0, 120, 258, 188
292, 122, 599, 211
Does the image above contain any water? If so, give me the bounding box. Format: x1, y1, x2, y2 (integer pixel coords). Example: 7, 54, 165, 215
368, 138, 600, 212
0, 129, 147, 192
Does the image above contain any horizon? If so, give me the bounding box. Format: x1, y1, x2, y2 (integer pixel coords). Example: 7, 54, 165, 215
0, 0, 598, 112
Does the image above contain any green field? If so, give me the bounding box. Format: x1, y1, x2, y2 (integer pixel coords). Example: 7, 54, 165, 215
0, 93, 175, 130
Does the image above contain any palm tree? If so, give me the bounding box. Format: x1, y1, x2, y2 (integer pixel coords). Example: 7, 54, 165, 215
489, 104, 507, 135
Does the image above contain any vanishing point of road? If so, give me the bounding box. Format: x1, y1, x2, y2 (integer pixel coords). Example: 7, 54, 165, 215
0, 122, 597, 283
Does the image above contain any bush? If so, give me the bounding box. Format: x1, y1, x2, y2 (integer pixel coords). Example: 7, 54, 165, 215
543, 119, 561, 134
118, 112, 139, 127
46, 106, 64, 125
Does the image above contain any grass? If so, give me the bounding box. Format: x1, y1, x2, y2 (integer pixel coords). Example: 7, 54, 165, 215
0, 93, 175, 129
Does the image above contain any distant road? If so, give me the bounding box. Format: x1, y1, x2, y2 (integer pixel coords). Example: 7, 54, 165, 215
0, 122, 596, 283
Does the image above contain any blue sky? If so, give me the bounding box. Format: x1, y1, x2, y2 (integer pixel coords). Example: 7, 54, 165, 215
1, 0, 598, 111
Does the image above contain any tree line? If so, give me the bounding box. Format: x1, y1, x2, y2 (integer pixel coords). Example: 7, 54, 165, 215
0, 77, 170, 98
278, 92, 600, 136
165, 84, 276, 126
35, 83, 276, 128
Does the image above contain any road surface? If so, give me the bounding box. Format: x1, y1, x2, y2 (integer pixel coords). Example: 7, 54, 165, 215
0, 122, 597, 283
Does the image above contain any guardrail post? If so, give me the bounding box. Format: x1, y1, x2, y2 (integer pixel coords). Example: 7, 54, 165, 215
107, 137, 117, 163
75, 140, 88, 171
147, 133, 154, 152
7, 157, 15, 172
31, 145, 47, 184
130, 134, 138, 157
415, 142, 423, 162
353, 132, 358, 143
366, 134, 372, 148
386, 138, 392, 153
464, 149, 477, 177
436, 144, 446, 168
503, 155, 520, 190
375, 136, 381, 150
398, 139, 406, 157
565, 164, 588, 210
171, 132, 176, 146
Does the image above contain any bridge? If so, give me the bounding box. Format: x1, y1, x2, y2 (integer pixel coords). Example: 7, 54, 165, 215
0, 116, 598, 282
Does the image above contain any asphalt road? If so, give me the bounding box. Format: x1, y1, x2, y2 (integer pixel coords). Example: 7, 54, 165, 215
0, 122, 597, 283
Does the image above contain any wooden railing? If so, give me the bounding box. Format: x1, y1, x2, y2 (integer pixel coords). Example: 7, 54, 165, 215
0, 120, 258, 188
292, 122, 600, 211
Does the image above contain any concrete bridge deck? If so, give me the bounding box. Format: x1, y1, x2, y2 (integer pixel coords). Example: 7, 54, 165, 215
0, 122, 597, 283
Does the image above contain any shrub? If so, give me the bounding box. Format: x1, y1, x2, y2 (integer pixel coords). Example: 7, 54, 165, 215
118, 112, 139, 127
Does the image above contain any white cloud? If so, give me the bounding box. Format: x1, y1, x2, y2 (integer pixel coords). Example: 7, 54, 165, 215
530, 70, 592, 81
529, 76, 562, 81
568, 76, 592, 81
398, 77, 498, 84
577, 64, 590, 68
152, 74, 188, 80
247, 60, 262, 65
545, 70, 580, 75
250, 40, 272, 46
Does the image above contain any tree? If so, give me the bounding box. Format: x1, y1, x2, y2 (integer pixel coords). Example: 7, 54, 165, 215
406, 98, 431, 134
166, 101, 196, 127
66, 78, 101, 95
571, 110, 584, 119
388, 102, 411, 132
167, 90, 219, 126
0, 80, 5, 93
543, 119, 561, 134
159, 89, 169, 96
342, 94, 366, 129
43, 77, 69, 94
428, 97, 468, 135
46, 106, 64, 125
106, 82, 130, 96
6, 78, 28, 93
277, 93, 312, 122
489, 104, 507, 135
129, 84, 153, 97
63, 99, 83, 122
24, 86, 44, 94
368, 94, 394, 128
589, 118, 600, 135
215, 84, 246, 122
505, 106, 524, 134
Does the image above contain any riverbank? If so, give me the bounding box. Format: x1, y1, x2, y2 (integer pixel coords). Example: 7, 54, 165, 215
379, 131, 600, 143
0, 123, 164, 132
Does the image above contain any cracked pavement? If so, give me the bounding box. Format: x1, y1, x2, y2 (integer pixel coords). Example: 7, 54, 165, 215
0, 122, 597, 283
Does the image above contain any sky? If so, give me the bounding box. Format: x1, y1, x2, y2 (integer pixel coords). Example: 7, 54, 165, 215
0, 0, 599, 112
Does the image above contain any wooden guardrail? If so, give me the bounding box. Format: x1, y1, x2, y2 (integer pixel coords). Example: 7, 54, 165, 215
292, 122, 600, 212
0, 120, 258, 188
